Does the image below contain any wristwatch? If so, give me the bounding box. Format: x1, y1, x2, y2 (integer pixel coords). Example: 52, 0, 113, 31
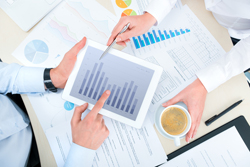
43, 68, 57, 92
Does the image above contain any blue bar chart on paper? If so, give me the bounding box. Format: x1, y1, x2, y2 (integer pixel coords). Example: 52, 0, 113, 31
70, 46, 154, 121
132, 28, 191, 49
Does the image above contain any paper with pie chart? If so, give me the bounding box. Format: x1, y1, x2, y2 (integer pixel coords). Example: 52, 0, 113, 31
24, 40, 49, 64
116, 0, 132, 8
112, 0, 148, 18
112, 0, 183, 19
121, 9, 137, 17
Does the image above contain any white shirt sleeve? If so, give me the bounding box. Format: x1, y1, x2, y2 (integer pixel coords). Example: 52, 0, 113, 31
64, 143, 95, 167
196, 35, 250, 92
145, 0, 177, 25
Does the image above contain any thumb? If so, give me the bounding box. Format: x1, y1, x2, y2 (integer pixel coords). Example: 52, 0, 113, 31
70, 37, 87, 56
71, 103, 88, 127
116, 30, 135, 43
162, 95, 182, 107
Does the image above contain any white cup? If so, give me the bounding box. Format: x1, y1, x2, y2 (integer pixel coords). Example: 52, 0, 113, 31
159, 102, 191, 146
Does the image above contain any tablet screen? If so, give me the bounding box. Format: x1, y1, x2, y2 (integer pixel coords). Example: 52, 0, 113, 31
70, 46, 154, 121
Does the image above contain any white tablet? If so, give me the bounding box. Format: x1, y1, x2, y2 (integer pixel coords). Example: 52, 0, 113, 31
63, 40, 163, 128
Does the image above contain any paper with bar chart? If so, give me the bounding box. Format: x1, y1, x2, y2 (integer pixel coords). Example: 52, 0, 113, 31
69, 46, 154, 121
123, 8, 195, 56
123, 5, 226, 117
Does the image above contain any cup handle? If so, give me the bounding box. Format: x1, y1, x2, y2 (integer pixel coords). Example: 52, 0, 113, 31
174, 137, 180, 146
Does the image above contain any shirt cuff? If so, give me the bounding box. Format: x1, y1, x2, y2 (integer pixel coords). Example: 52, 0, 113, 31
64, 143, 95, 167
196, 36, 250, 93
145, 0, 177, 25
196, 65, 225, 93
15, 67, 45, 93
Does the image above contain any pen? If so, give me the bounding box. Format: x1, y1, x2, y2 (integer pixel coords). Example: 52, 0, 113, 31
205, 99, 243, 126
99, 23, 130, 60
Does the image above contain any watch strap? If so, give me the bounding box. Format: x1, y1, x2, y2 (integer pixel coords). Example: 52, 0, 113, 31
44, 68, 57, 92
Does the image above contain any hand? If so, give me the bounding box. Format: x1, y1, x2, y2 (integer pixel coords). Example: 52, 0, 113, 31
107, 13, 156, 47
162, 78, 208, 142
50, 37, 87, 89
71, 90, 110, 150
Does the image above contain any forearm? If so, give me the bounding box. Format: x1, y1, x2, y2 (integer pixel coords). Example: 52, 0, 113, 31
196, 36, 250, 92
145, 0, 177, 25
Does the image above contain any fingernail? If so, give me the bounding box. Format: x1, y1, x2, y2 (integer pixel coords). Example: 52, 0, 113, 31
187, 137, 190, 143
162, 103, 166, 106
106, 90, 111, 95
116, 37, 121, 42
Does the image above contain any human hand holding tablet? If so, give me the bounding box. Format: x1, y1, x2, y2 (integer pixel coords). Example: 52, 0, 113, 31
63, 39, 163, 128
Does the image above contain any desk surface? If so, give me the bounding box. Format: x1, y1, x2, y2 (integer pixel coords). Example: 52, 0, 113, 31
1, 0, 250, 166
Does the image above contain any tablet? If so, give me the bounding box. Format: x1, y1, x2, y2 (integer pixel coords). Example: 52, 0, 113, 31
63, 40, 163, 128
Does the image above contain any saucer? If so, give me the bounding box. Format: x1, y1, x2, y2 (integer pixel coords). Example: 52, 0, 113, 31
154, 105, 185, 140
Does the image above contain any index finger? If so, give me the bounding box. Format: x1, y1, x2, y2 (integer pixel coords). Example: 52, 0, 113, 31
88, 90, 110, 117
107, 18, 130, 46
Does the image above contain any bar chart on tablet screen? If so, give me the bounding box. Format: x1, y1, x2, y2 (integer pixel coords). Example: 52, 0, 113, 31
70, 46, 154, 121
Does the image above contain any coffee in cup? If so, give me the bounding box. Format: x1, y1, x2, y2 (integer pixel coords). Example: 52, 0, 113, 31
156, 102, 192, 146
161, 107, 188, 135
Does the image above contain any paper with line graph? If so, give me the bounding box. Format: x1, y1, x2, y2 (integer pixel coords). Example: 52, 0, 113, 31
12, 0, 119, 131
122, 5, 226, 116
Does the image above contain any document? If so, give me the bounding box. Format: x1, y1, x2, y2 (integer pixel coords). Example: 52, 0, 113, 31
12, 0, 119, 131
161, 126, 250, 167
111, 0, 182, 18
46, 111, 167, 167
123, 6, 226, 116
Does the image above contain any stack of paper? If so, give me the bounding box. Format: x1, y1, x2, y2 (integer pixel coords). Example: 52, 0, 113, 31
12, 0, 169, 166
12, 0, 228, 166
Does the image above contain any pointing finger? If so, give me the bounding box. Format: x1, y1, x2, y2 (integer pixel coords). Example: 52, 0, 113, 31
88, 90, 110, 117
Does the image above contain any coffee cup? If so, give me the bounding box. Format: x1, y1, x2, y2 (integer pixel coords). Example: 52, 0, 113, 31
158, 102, 191, 146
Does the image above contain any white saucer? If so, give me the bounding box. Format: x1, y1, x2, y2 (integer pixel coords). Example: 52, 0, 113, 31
154, 105, 185, 140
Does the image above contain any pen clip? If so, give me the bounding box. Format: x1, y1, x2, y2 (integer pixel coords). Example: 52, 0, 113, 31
206, 115, 217, 122
205, 115, 218, 126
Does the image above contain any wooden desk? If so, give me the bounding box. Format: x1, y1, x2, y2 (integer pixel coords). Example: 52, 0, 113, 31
1, 0, 250, 166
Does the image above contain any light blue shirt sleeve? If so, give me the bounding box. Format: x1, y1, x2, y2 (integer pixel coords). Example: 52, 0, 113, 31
0, 62, 45, 140
64, 143, 96, 167
0, 62, 45, 94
